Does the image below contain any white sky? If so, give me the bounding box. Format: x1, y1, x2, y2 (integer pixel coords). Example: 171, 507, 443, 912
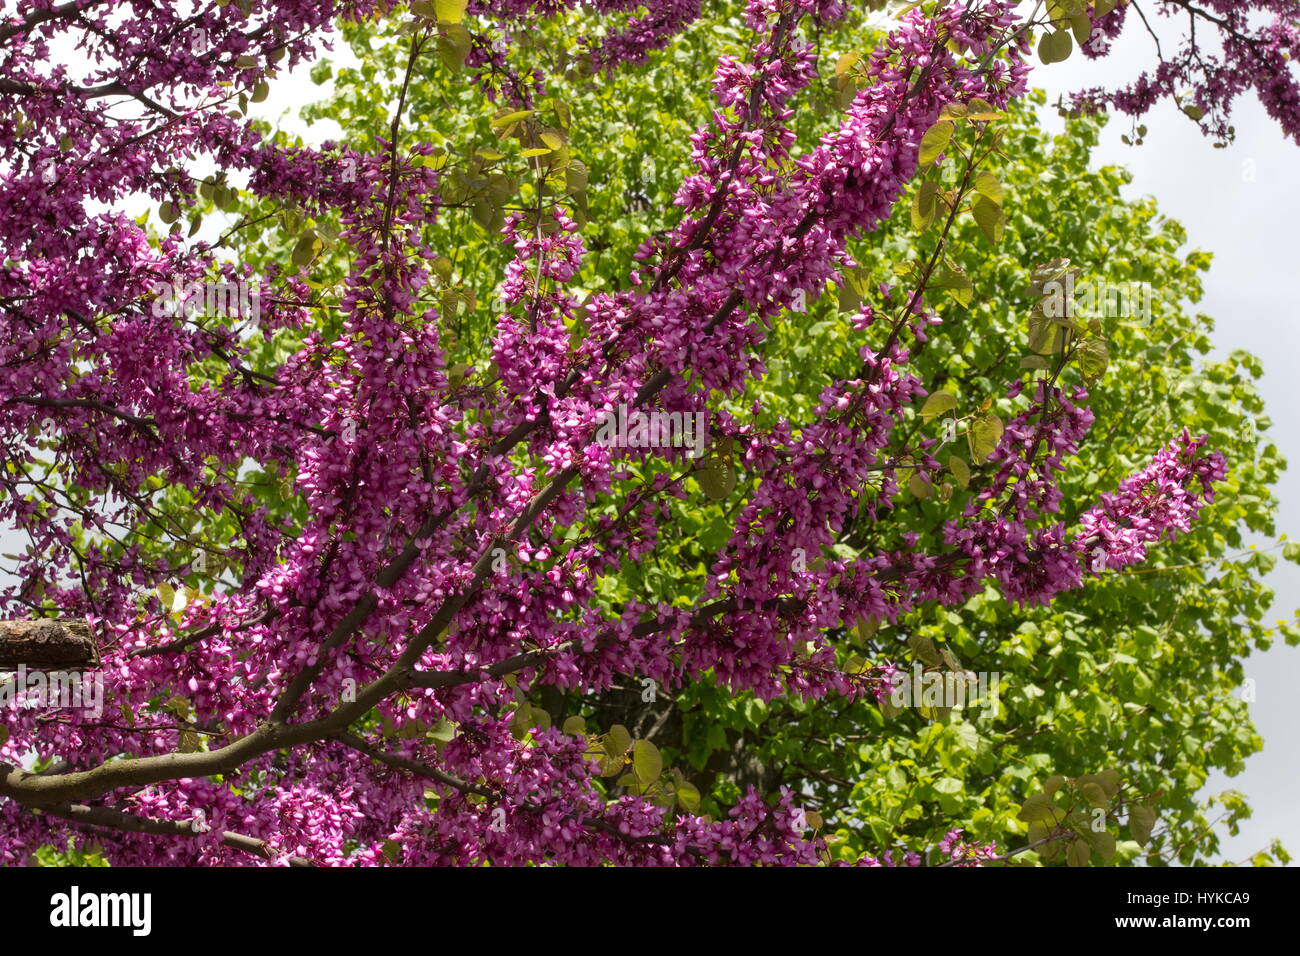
1033, 21, 1300, 865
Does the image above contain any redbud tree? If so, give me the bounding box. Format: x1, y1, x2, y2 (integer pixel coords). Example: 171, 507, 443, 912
1, 0, 1296, 866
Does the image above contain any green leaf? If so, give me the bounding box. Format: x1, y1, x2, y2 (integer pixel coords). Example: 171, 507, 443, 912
930, 264, 974, 307
697, 456, 737, 501
1017, 792, 1067, 825
435, 0, 468, 22
1071, 12, 1092, 45
965, 97, 1001, 121
971, 193, 1005, 244
908, 473, 931, 499
918, 120, 954, 166
427, 717, 457, 742
605, 723, 632, 756
973, 170, 1003, 204
1082, 827, 1117, 863
1130, 805, 1157, 847
291, 230, 318, 267
1028, 303, 1067, 354
599, 752, 625, 777
1081, 781, 1109, 808
438, 23, 472, 72
561, 715, 586, 736
1097, 769, 1122, 797
1077, 337, 1109, 381
947, 455, 970, 489
968, 413, 1004, 463
1067, 838, 1091, 867
675, 779, 702, 812
920, 390, 957, 423
908, 633, 943, 667
912, 181, 940, 231
1038, 29, 1074, 64
632, 739, 663, 784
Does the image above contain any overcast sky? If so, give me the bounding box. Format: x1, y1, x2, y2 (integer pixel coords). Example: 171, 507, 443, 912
1032, 20, 1300, 865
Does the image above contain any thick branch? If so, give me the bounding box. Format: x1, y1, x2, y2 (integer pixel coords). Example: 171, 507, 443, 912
40, 802, 315, 866
0, 618, 99, 669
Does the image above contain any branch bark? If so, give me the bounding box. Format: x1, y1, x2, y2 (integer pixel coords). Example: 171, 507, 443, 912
0, 618, 99, 669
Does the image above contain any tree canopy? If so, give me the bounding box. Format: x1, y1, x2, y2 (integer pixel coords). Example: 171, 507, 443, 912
1, 0, 1297, 867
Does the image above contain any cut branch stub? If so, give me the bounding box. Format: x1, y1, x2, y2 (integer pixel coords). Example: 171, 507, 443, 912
0, 618, 99, 669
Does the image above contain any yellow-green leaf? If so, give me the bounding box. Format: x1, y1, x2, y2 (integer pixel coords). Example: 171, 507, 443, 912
965, 97, 1001, 121
919, 389, 957, 423
561, 715, 586, 736
632, 739, 663, 785
1130, 805, 1157, 847
1071, 12, 1092, 45
973, 170, 1003, 204
1077, 337, 1109, 381
1067, 838, 1091, 867
911, 181, 939, 231
291, 230, 318, 267
1081, 781, 1109, 808
435, 0, 468, 22
971, 192, 1005, 244
491, 109, 532, 132
908, 633, 943, 667
1018, 792, 1067, 826
834, 51, 861, 78
697, 456, 736, 501
947, 455, 970, 489
969, 413, 1004, 463
605, 723, 632, 756
676, 780, 702, 812
918, 120, 954, 166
